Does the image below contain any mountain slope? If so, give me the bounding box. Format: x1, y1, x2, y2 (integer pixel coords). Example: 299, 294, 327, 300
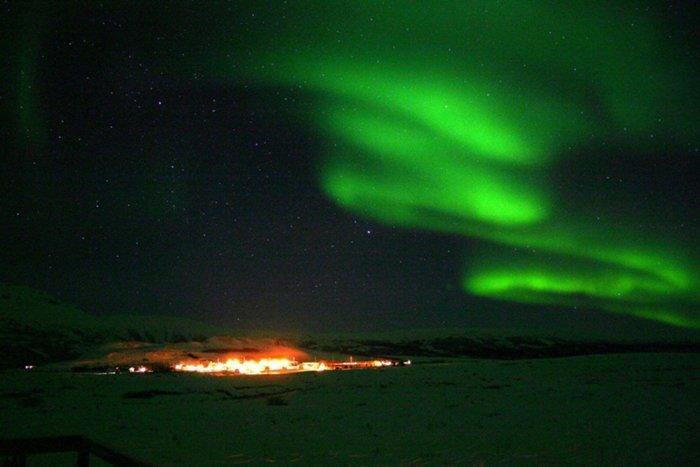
0, 284, 224, 368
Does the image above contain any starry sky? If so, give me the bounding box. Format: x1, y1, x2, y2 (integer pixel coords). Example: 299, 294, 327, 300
2, 1, 698, 335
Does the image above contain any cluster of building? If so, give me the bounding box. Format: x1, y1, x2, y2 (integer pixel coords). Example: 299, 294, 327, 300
168, 356, 410, 375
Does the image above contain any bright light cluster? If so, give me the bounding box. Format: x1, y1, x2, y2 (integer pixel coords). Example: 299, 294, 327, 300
172, 358, 402, 375
173, 358, 326, 375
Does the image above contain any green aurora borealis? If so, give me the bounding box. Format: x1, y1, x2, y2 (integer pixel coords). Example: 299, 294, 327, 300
230, 1, 699, 327
9, 1, 699, 328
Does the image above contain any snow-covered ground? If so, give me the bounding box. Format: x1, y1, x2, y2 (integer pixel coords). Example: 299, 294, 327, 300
1, 353, 698, 465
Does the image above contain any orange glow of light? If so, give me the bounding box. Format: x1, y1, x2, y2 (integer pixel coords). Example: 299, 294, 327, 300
173, 358, 327, 375
172, 356, 403, 375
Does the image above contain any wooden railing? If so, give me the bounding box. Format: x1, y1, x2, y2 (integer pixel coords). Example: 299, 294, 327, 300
0, 435, 152, 466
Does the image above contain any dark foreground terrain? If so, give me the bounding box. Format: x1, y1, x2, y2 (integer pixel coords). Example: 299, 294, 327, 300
1, 353, 698, 465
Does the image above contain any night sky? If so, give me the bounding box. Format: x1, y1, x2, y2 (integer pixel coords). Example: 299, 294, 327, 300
2, 1, 698, 334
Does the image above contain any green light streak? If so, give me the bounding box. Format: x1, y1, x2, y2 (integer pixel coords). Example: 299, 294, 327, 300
320, 108, 551, 226
299, 64, 577, 166
214, 1, 698, 327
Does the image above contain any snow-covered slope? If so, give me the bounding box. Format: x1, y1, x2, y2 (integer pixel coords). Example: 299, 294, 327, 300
0, 284, 224, 368
0, 285, 100, 330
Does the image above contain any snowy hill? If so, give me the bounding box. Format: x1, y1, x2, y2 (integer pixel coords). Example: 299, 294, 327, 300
0, 284, 224, 368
